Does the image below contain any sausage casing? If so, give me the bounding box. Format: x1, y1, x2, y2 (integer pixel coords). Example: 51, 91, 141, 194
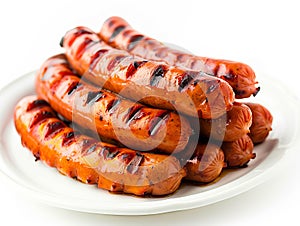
244, 102, 273, 144
221, 134, 256, 167
176, 142, 225, 183
14, 96, 186, 196
61, 26, 235, 119
98, 16, 259, 98
199, 102, 252, 142
35, 54, 192, 154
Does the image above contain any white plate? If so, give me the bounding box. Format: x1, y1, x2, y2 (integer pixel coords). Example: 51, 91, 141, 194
0, 71, 299, 215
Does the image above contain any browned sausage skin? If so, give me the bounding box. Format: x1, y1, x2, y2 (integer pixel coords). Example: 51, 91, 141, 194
221, 134, 255, 167
99, 16, 259, 99
14, 96, 186, 196
243, 102, 273, 144
61, 26, 235, 119
35, 54, 192, 154
199, 102, 252, 142
177, 142, 226, 183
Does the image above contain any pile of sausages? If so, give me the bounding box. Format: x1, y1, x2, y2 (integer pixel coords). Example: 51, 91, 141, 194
14, 16, 273, 196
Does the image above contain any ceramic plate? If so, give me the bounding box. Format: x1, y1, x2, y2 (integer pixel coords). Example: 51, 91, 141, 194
0, 71, 299, 215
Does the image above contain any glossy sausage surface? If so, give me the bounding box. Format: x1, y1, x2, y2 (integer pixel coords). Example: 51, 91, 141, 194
199, 102, 252, 142
221, 134, 255, 167
14, 96, 186, 196
99, 16, 259, 98
35, 54, 192, 154
61, 26, 235, 119
176, 142, 225, 183
244, 102, 273, 144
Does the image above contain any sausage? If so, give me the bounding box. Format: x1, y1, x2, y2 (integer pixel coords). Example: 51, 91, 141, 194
221, 134, 256, 167
176, 141, 226, 183
61, 26, 235, 119
244, 102, 273, 144
14, 96, 186, 196
98, 16, 259, 99
199, 102, 252, 142
35, 54, 192, 154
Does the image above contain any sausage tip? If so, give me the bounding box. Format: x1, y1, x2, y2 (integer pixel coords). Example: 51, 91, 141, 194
59, 36, 64, 47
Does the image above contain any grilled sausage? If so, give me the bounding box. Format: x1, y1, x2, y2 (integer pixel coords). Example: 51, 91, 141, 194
61, 26, 235, 119
199, 102, 252, 142
176, 142, 225, 183
14, 96, 186, 196
244, 102, 273, 144
99, 16, 259, 98
221, 134, 255, 167
35, 54, 192, 154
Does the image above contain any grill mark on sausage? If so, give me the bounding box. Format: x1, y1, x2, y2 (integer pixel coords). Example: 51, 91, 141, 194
126, 152, 144, 174
178, 72, 198, 92
107, 55, 126, 71
125, 105, 143, 124
67, 82, 82, 96
133, 60, 147, 69
118, 152, 135, 165
44, 121, 65, 138
107, 99, 121, 114
108, 19, 116, 28
86, 91, 104, 105
127, 35, 144, 51
62, 131, 75, 146
125, 60, 148, 79
89, 49, 110, 72
76, 39, 100, 60
109, 25, 125, 42
100, 146, 120, 160
149, 65, 165, 87
83, 143, 98, 156
149, 111, 170, 136
29, 111, 55, 129
65, 28, 93, 47
80, 139, 97, 155
26, 100, 49, 111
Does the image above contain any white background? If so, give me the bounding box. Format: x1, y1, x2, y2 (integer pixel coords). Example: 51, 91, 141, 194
0, 0, 300, 225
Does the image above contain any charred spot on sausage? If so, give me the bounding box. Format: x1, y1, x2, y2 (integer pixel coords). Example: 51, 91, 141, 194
149, 111, 169, 136
29, 111, 55, 129
107, 55, 126, 71
126, 60, 148, 79
86, 91, 104, 105
126, 153, 144, 174
44, 121, 65, 138
109, 25, 125, 42
26, 100, 49, 111
107, 99, 121, 114
89, 49, 109, 72
62, 131, 75, 146
59, 36, 64, 47
67, 82, 82, 95
125, 105, 143, 124
178, 72, 195, 92
100, 146, 120, 159
127, 35, 144, 51
149, 65, 165, 87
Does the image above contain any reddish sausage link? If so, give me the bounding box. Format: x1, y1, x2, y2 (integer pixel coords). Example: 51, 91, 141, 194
61, 26, 235, 119
244, 102, 273, 144
14, 96, 186, 196
99, 16, 259, 99
221, 134, 256, 167
199, 102, 252, 142
176, 142, 226, 183
35, 54, 192, 154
